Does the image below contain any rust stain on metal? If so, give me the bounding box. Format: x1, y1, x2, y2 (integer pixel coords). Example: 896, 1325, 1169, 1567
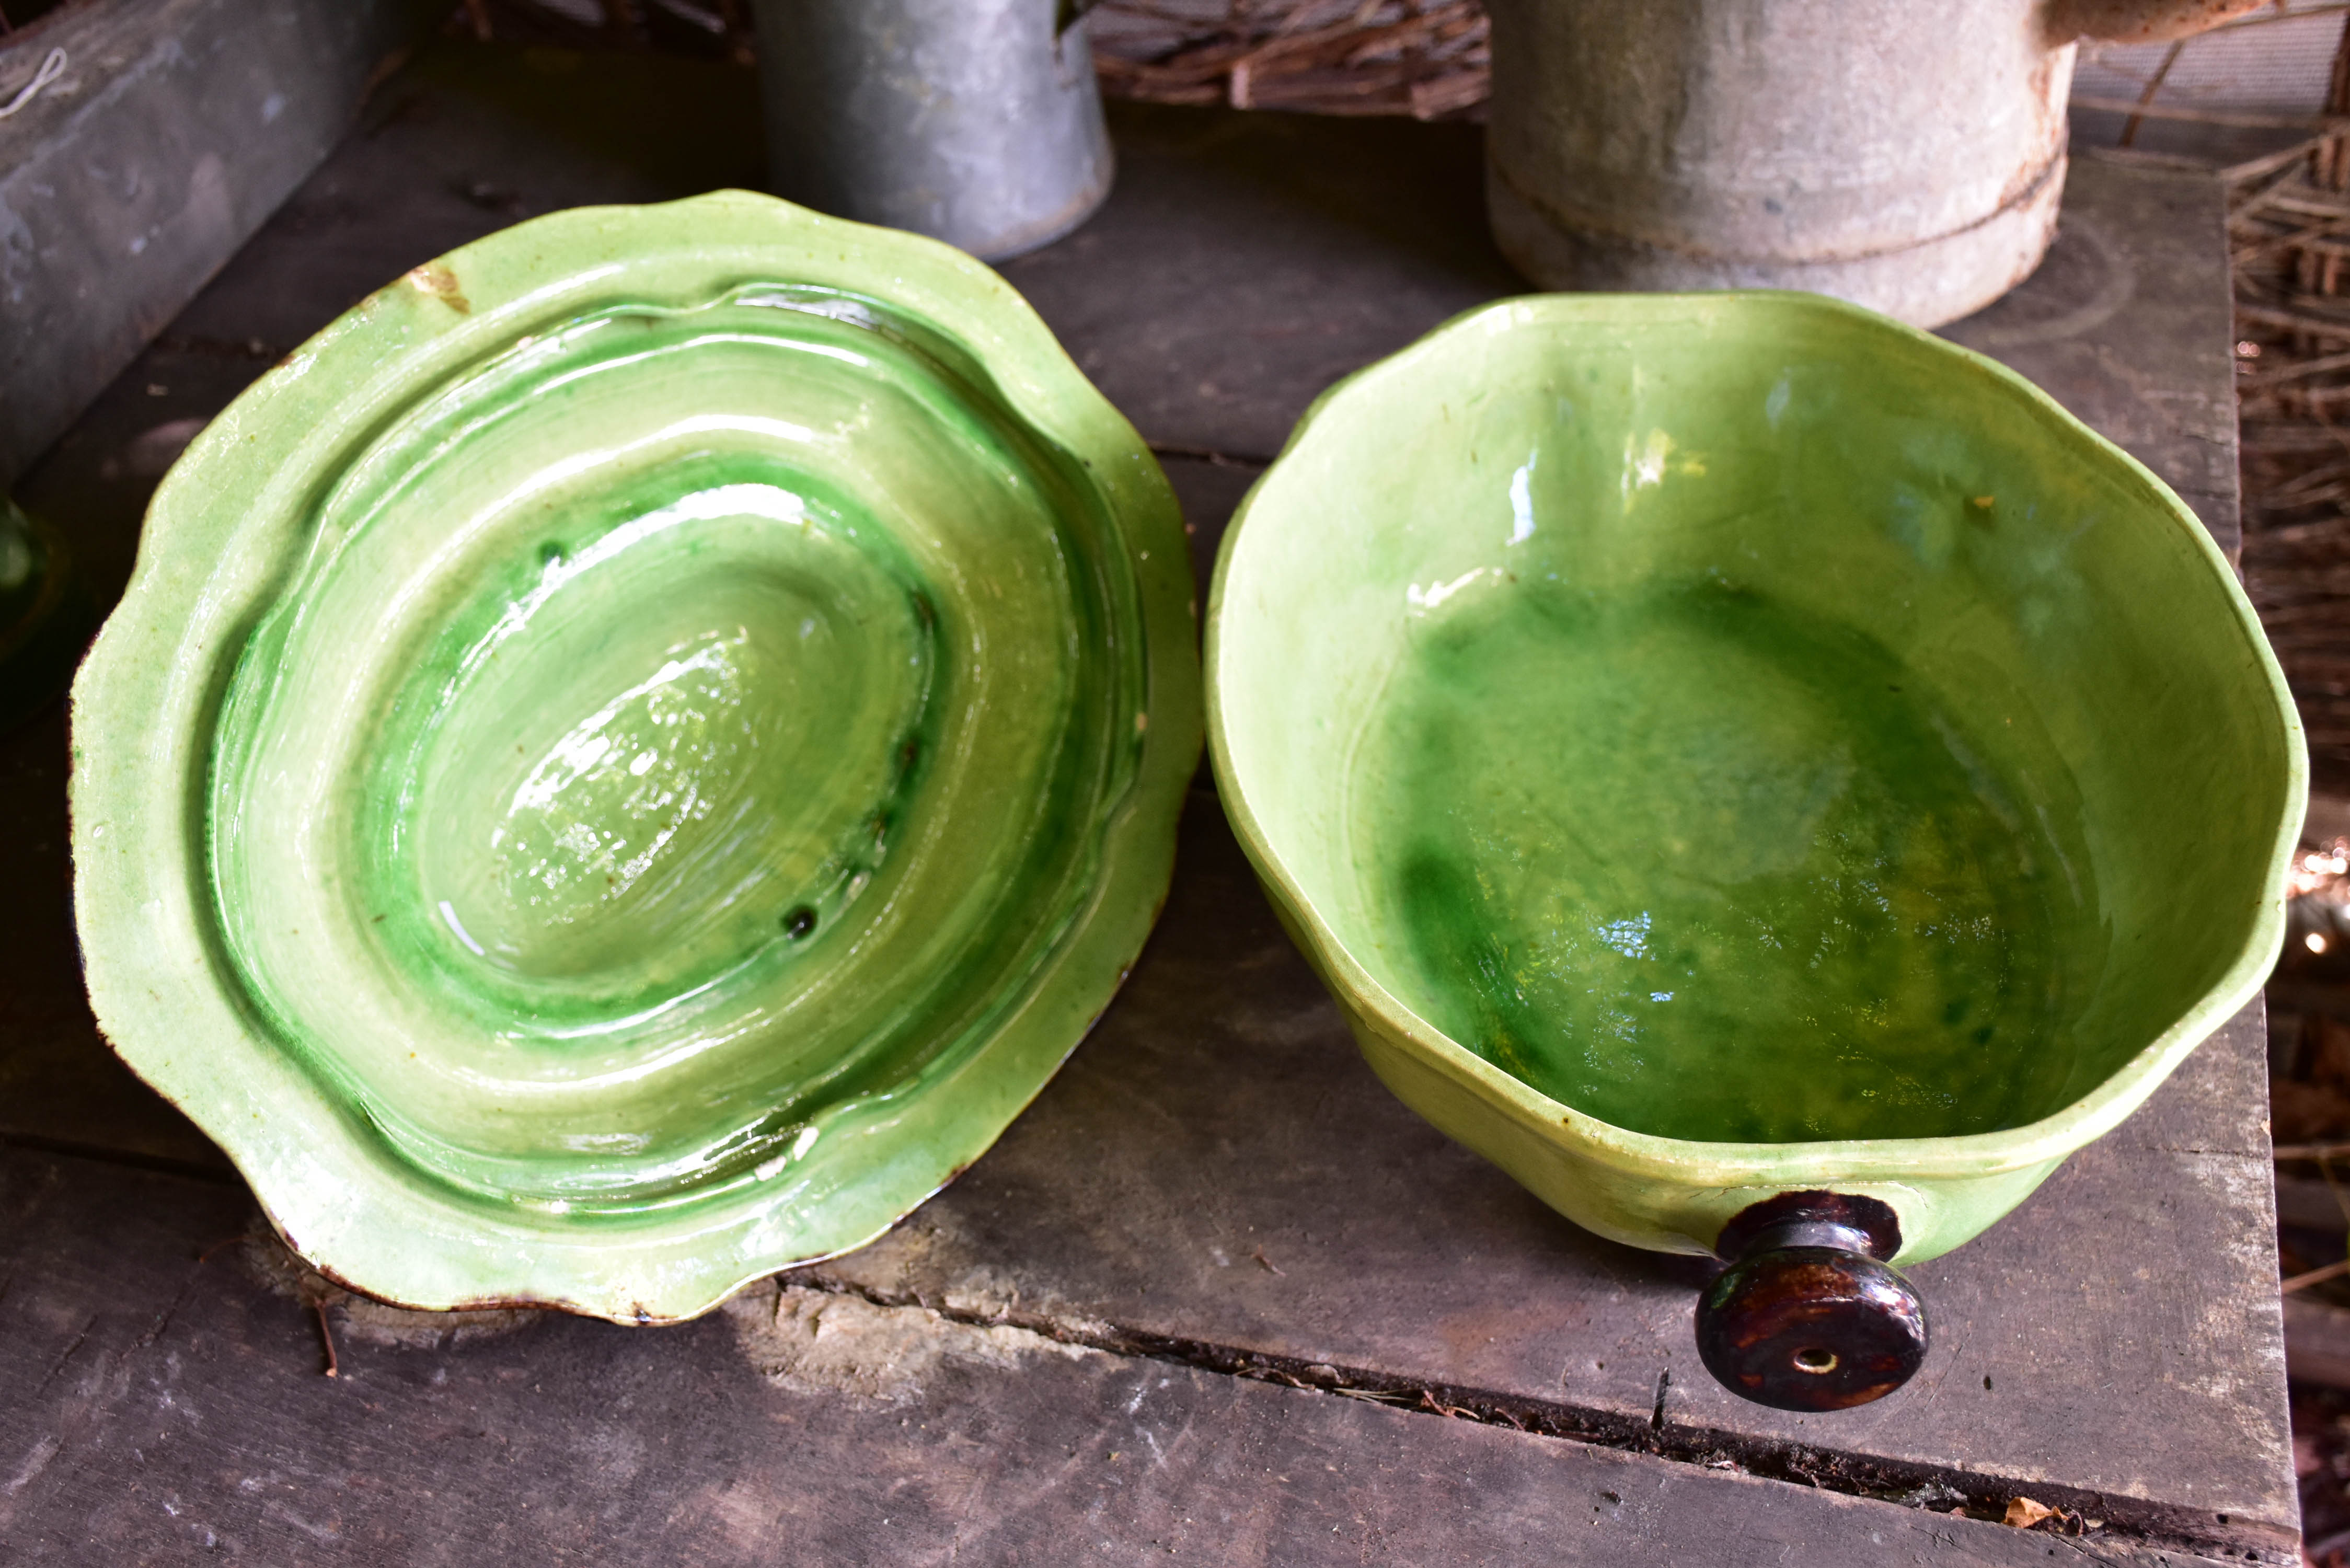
2047, 0, 2270, 45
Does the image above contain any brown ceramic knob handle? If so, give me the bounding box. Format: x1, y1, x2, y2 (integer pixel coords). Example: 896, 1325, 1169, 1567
1694, 1191, 1928, 1412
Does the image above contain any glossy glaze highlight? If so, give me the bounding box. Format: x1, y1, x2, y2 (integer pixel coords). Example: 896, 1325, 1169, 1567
72, 193, 1201, 1318
204, 287, 1138, 1209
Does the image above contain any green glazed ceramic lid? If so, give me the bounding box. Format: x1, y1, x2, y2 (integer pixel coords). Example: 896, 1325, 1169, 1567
71, 192, 1200, 1321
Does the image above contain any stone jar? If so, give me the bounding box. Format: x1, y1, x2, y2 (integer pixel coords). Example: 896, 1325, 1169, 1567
1484, 0, 2266, 326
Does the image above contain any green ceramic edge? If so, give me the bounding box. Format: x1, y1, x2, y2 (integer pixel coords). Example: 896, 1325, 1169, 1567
70, 191, 1202, 1321
1204, 290, 2304, 1266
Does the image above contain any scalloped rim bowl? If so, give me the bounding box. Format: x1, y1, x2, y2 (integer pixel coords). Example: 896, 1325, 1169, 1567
1206, 291, 2302, 1267
71, 192, 1201, 1321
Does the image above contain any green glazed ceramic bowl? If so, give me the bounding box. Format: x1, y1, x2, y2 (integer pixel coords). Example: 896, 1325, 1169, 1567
72, 192, 1200, 1321
1207, 292, 2301, 1399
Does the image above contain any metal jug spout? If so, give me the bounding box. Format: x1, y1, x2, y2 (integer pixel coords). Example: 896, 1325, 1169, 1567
2044, 0, 2272, 45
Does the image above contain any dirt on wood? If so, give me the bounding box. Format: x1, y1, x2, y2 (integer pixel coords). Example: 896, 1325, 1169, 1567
722, 1280, 1098, 1403
234, 1225, 544, 1351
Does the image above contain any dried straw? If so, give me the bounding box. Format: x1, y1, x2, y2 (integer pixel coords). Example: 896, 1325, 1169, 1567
2233, 15, 2350, 790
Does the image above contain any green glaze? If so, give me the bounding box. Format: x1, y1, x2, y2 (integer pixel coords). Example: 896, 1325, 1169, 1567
1207, 292, 2303, 1266
71, 193, 1201, 1319
1369, 577, 2089, 1145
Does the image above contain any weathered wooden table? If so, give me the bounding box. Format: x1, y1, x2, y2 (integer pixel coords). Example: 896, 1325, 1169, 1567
0, 44, 2293, 1565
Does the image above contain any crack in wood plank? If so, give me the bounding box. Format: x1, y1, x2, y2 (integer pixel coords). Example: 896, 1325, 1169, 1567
775, 1272, 2294, 1560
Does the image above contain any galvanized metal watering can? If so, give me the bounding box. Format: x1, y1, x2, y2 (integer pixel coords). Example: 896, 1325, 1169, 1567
1484, 0, 2270, 327
752, 0, 1112, 261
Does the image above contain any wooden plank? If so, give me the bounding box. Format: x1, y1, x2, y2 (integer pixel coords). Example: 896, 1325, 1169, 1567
802, 793, 2295, 1558
997, 103, 1520, 466
0, 1146, 2255, 1566
2286, 1296, 2350, 1390
0, 41, 2291, 1560
0, 0, 430, 487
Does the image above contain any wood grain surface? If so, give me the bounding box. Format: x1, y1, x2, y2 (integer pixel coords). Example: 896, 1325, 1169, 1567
0, 1146, 2255, 1566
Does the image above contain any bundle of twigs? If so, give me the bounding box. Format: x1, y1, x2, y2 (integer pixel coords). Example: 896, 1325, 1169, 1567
446, 0, 1489, 119
1082, 0, 1488, 120
2231, 21, 2350, 790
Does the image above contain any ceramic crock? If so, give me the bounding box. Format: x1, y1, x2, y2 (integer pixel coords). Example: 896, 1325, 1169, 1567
70, 191, 1201, 1323
1206, 291, 2301, 1408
